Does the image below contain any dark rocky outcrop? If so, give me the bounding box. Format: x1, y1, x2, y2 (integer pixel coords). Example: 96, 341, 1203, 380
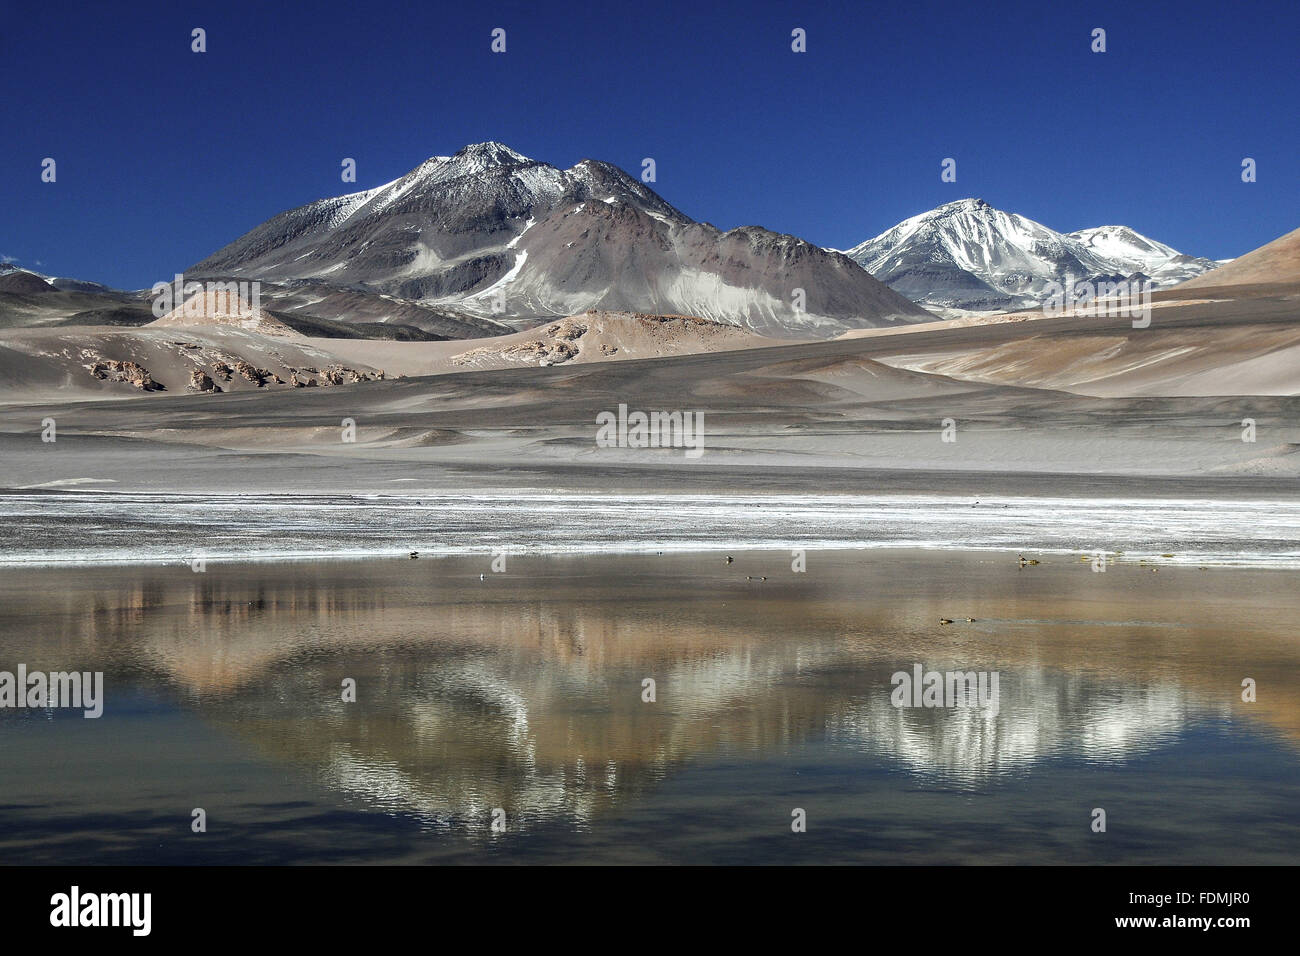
88, 360, 163, 391
187, 369, 220, 392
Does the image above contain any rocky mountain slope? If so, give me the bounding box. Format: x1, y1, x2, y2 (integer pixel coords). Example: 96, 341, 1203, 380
189, 142, 931, 337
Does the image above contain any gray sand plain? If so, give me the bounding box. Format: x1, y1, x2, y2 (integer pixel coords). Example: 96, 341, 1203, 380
2, 259, 1298, 500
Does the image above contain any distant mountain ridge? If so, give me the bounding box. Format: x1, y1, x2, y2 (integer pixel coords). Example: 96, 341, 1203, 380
0, 263, 115, 294
189, 142, 930, 338
841, 199, 1221, 313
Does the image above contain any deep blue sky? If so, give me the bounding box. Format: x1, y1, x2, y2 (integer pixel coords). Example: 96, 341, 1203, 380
2, 0, 1296, 289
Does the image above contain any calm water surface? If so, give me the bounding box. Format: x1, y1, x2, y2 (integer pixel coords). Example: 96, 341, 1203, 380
0, 550, 1296, 863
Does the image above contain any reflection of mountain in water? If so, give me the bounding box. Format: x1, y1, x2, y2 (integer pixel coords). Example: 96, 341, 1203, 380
1, 555, 1291, 833
203, 643, 1215, 829
833, 668, 1207, 778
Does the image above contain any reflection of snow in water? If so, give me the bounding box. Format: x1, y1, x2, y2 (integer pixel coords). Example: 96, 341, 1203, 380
831, 667, 1215, 776
419, 661, 531, 738
321, 744, 600, 831
5, 492, 1300, 566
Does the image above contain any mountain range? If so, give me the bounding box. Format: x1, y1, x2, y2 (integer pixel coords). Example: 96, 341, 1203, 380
188, 142, 930, 338
841, 198, 1222, 313
0, 149, 1254, 339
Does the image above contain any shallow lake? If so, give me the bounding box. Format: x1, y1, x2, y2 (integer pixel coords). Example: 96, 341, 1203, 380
1, 550, 1296, 863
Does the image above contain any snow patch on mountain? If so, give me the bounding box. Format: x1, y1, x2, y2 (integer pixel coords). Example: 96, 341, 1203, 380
467, 250, 528, 304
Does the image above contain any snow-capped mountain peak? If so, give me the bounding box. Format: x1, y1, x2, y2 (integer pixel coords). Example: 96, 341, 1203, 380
843, 200, 1219, 313
454, 141, 533, 166
187, 143, 930, 337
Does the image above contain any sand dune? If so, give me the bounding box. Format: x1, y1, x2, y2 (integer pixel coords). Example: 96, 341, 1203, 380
1174, 225, 1300, 292
148, 287, 300, 338
869, 302, 1300, 397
